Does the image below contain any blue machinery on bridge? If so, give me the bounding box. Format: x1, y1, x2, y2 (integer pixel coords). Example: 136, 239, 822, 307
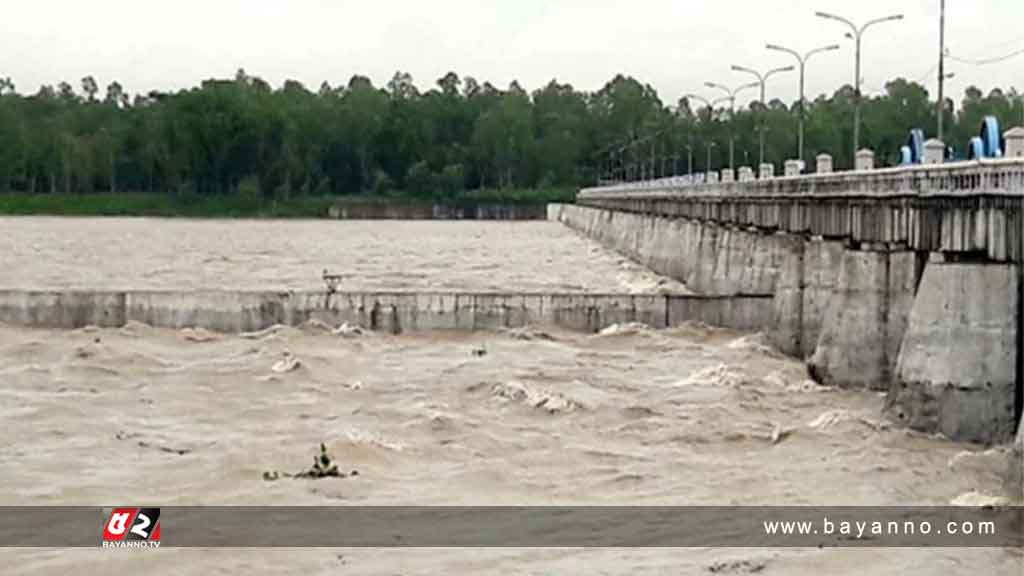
900, 115, 1004, 165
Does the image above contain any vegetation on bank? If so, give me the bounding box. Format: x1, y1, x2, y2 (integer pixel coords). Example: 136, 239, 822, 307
0, 188, 573, 218
0, 68, 1020, 207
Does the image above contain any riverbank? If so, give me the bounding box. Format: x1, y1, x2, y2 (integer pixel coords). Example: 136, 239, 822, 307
0, 189, 573, 218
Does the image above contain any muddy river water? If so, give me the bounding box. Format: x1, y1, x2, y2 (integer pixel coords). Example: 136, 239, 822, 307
0, 218, 1019, 574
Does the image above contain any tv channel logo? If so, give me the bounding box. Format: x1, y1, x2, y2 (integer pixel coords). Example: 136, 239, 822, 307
102, 508, 161, 548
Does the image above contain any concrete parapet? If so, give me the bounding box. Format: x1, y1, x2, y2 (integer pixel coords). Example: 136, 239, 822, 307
0, 291, 126, 328
816, 154, 833, 174
855, 149, 875, 171
738, 167, 755, 182
885, 261, 1019, 444
759, 163, 774, 179
706, 171, 719, 184
1005, 127, 1024, 158
923, 139, 945, 164
784, 160, 802, 177
721, 169, 734, 183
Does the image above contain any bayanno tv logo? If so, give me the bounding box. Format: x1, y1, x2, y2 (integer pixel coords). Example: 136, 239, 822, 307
101, 508, 161, 549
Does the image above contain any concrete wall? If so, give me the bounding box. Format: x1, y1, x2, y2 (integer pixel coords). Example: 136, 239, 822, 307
0, 290, 774, 335
808, 249, 918, 391
551, 203, 835, 358
548, 204, 794, 297
551, 203, 1023, 444
885, 262, 1019, 444
329, 202, 547, 220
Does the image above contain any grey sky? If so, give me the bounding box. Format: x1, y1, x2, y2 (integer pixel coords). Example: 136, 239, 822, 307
3, 0, 1022, 107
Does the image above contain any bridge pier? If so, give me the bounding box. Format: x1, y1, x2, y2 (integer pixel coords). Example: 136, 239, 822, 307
885, 259, 1020, 444
554, 154, 1024, 445
807, 247, 918, 391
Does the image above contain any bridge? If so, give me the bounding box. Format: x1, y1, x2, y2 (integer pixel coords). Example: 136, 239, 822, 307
553, 129, 1024, 445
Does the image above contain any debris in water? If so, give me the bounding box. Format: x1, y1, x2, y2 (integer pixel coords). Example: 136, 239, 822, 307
262, 443, 358, 481
471, 346, 487, 357
138, 441, 191, 456
707, 558, 768, 574
271, 351, 302, 373
117, 432, 192, 456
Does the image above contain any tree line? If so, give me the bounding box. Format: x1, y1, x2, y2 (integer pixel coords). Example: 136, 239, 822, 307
0, 69, 1020, 199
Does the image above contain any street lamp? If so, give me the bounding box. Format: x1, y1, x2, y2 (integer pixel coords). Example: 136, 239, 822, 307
705, 81, 759, 170
682, 93, 728, 118
730, 64, 795, 166
683, 94, 728, 176
765, 43, 840, 165
705, 141, 718, 174
816, 10, 904, 159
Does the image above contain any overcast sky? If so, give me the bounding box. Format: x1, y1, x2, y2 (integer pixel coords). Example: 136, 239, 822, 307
3, 0, 1022, 107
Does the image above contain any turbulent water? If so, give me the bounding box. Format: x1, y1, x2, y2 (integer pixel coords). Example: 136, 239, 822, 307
0, 322, 1019, 574
0, 217, 1020, 574
0, 217, 685, 293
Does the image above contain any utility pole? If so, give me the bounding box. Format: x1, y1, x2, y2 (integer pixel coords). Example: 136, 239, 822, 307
766, 43, 840, 164
731, 64, 795, 166
816, 11, 904, 161
937, 0, 946, 141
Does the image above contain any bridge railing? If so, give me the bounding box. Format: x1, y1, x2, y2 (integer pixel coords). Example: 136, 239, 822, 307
578, 157, 1024, 200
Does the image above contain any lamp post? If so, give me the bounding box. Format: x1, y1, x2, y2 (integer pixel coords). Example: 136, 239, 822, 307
816, 10, 904, 159
730, 64, 795, 166
705, 81, 759, 170
765, 43, 840, 164
683, 93, 729, 172
937, 0, 946, 141
705, 141, 717, 173
682, 93, 727, 120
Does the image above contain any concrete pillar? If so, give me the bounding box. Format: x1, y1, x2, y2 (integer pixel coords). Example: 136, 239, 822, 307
1017, 412, 1023, 452
923, 139, 945, 164
759, 163, 774, 180
706, 171, 719, 184
720, 169, 734, 183
738, 167, 755, 182
1004, 127, 1024, 158
816, 154, 833, 174
884, 261, 1019, 444
784, 160, 802, 177
809, 248, 917, 391
855, 149, 875, 171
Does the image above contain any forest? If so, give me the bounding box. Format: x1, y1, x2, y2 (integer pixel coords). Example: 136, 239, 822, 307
0, 69, 1020, 204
